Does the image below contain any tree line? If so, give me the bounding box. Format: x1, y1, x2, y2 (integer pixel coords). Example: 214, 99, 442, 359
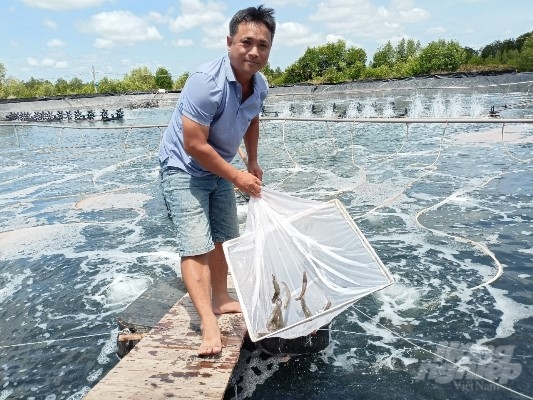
0, 30, 532, 100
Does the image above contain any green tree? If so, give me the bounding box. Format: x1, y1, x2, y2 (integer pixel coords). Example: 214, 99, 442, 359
55, 78, 69, 95
35, 81, 55, 97
98, 76, 125, 93
362, 64, 392, 80
261, 62, 284, 85
462, 47, 479, 63
155, 67, 172, 90
516, 31, 533, 51
0, 62, 5, 85
344, 47, 367, 80
368, 39, 421, 78
404, 39, 422, 60
173, 72, 190, 90
69, 77, 85, 93
123, 67, 156, 92
0, 63, 5, 98
372, 41, 395, 68
3, 77, 29, 98
24, 77, 43, 93
282, 40, 367, 84
417, 39, 466, 74
372, 39, 420, 69
516, 36, 533, 71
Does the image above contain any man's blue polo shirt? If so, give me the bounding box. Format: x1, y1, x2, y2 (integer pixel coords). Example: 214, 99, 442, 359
158, 53, 268, 177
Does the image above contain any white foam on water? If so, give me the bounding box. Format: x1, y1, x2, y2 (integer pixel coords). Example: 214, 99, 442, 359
91, 154, 149, 185
382, 98, 395, 118
484, 286, 533, 341
408, 94, 425, 117
0, 224, 88, 261
75, 192, 152, 212
103, 275, 152, 307
469, 93, 488, 117
429, 93, 447, 117
0, 390, 14, 400
360, 98, 378, 118
96, 328, 119, 365
320, 338, 366, 372
0, 269, 32, 303
85, 368, 103, 382
64, 386, 90, 400
448, 94, 465, 117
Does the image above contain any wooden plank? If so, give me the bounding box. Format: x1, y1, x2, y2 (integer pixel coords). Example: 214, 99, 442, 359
85, 276, 247, 400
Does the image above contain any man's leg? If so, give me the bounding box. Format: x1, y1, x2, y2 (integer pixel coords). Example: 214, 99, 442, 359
181, 254, 221, 356
208, 242, 242, 315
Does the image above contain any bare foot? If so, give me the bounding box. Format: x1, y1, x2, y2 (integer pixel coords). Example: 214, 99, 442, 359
212, 294, 242, 315
198, 315, 222, 357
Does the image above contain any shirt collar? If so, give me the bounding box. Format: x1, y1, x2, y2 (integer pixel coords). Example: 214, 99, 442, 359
224, 53, 237, 83
224, 52, 256, 90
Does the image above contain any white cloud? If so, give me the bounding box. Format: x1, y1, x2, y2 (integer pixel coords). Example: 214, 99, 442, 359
44, 18, 58, 29
27, 57, 38, 67
26, 57, 68, 69
22, 0, 111, 10
79, 10, 163, 48
326, 34, 345, 43
309, 0, 431, 41
172, 39, 194, 47
94, 38, 114, 49
325, 33, 361, 49
198, 18, 227, 49
147, 11, 172, 24
47, 38, 65, 47
398, 8, 430, 23
54, 61, 69, 69
275, 21, 321, 47
428, 26, 446, 34
41, 58, 56, 67
266, 0, 309, 6
169, 0, 226, 33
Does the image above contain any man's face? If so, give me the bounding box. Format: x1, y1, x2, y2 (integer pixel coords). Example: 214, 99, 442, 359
227, 22, 272, 82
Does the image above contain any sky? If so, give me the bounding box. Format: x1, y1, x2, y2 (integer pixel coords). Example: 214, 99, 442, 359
1, 0, 532, 83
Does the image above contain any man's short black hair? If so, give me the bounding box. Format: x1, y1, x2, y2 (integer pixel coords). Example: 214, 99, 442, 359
229, 5, 276, 41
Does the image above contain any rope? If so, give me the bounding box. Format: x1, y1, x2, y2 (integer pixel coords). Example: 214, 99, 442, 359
500, 123, 533, 163
373, 122, 411, 162
269, 119, 302, 190
281, 119, 301, 169
355, 122, 447, 219
323, 121, 367, 197
349, 305, 533, 400
414, 175, 504, 290
0, 332, 112, 350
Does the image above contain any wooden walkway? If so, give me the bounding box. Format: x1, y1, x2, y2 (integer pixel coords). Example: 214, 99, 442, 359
85, 277, 247, 400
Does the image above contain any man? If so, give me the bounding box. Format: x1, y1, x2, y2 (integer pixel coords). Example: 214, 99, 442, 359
159, 5, 276, 356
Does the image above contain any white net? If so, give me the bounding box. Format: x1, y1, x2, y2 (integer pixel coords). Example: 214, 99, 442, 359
223, 187, 394, 342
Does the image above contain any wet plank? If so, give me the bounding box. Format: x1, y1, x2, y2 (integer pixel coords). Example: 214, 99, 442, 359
85, 277, 246, 400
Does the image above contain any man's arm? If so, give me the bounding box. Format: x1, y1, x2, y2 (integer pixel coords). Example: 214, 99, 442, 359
242, 115, 263, 181
182, 115, 261, 195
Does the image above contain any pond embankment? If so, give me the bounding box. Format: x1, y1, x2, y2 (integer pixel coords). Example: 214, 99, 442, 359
1, 71, 531, 121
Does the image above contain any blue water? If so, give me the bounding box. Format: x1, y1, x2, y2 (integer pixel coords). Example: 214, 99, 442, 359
1, 76, 533, 399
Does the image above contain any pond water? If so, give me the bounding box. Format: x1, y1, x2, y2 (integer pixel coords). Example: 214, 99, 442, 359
0, 74, 532, 399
